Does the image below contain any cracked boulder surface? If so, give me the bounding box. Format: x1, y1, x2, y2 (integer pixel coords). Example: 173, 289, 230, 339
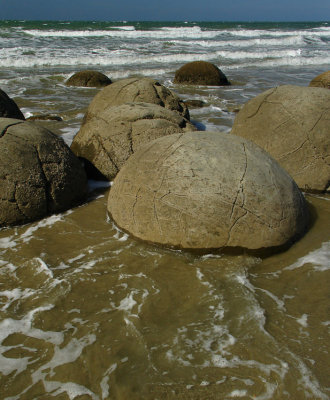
65, 70, 112, 88
0, 89, 25, 120
83, 77, 190, 121
0, 118, 88, 227
173, 61, 230, 86
107, 131, 309, 251
71, 102, 196, 181
231, 85, 330, 193
309, 70, 330, 89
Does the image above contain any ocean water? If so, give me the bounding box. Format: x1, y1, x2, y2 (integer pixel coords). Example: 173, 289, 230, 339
0, 20, 330, 399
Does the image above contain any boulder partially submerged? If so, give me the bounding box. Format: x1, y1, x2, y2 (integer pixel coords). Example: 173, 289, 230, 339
71, 102, 195, 181
231, 85, 330, 193
83, 77, 189, 121
108, 131, 308, 252
174, 61, 230, 86
0, 118, 87, 227
309, 70, 330, 89
66, 70, 112, 88
0, 89, 25, 120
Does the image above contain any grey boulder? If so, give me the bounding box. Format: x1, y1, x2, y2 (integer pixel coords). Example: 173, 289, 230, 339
71, 102, 196, 181
0, 118, 88, 227
108, 131, 309, 252
231, 85, 330, 193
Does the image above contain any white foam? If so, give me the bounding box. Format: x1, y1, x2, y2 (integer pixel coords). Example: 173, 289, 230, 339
19, 212, 72, 243
0, 236, 17, 249
0, 305, 63, 376
297, 314, 308, 327
284, 241, 330, 272
228, 390, 248, 397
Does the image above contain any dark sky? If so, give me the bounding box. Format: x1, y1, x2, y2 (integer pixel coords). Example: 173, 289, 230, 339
1, 0, 329, 21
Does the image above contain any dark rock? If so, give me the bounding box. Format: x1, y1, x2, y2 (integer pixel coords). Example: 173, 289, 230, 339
27, 114, 63, 121
66, 70, 112, 88
0, 89, 25, 120
0, 118, 88, 227
174, 61, 230, 86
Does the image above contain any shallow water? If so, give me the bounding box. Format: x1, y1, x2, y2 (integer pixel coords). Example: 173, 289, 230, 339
0, 192, 329, 399
0, 21, 330, 399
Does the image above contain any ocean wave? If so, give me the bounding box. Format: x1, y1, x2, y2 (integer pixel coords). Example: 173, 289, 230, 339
167, 35, 306, 48
2, 48, 328, 69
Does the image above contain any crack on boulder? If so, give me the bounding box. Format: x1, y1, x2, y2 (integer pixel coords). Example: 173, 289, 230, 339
132, 187, 141, 226
246, 87, 277, 119
12, 182, 30, 219
127, 125, 134, 154
0, 121, 25, 138
133, 90, 141, 102
229, 143, 248, 219
153, 194, 163, 237
278, 138, 309, 160
93, 134, 119, 173
227, 210, 248, 245
34, 145, 51, 213
114, 79, 139, 101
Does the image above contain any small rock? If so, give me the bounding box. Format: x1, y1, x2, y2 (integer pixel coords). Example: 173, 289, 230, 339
174, 61, 230, 86
66, 70, 112, 88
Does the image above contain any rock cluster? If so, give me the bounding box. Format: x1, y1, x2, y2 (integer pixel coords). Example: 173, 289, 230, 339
83, 77, 189, 121
108, 131, 308, 251
0, 118, 87, 227
231, 85, 330, 193
71, 102, 195, 180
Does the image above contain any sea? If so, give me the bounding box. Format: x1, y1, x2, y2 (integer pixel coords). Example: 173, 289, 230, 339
0, 20, 329, 399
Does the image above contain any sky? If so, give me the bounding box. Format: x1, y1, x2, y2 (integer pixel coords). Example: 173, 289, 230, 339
0, 0, 329, 22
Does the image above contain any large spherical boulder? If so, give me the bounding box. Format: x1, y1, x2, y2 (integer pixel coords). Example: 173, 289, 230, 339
71, 102, 196, 181
108, 131, 308, 251
83, 77, 189, 121
174, 61, 230, 86
309, 70, 330, 89
66, 70, 112, 88
0, 118, 88, 227
0, 89, 25, 120
231, 85, 330, 193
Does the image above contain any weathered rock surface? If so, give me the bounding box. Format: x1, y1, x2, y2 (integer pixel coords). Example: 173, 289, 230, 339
66, 70, 112, 87
108, 131, 308, 251
71, 102, 196, 181
309, 70, 330, 89
174, 61, 230, 86
0, 118, 88, 227
83, 77, 189, 121
0, 89, 25, 120
231, 85, 330, 193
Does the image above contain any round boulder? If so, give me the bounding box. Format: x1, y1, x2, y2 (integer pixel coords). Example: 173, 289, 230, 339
108, 131, 308, 251
71, 102, 196, 181
83, 77, 189, 120
0, 89, 25, 120
0, 118, 88, 227
174, 61, 230, 86
66, 70, 112, 88
309, 70, 330, 89
231, 85, 330, 193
